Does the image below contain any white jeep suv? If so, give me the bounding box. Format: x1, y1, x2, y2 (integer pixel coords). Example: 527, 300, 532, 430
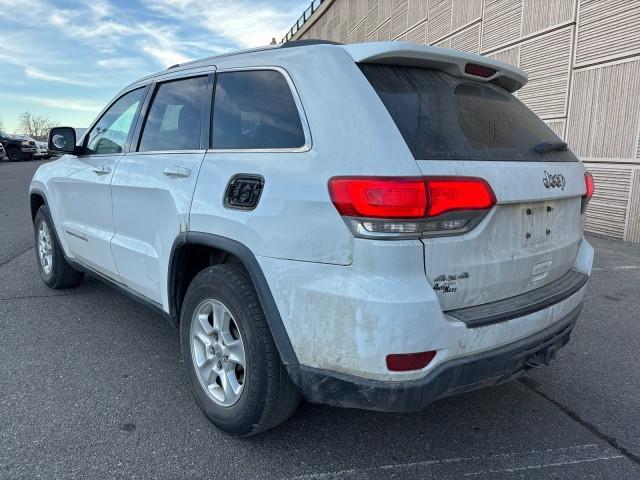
31, 41, 594, 436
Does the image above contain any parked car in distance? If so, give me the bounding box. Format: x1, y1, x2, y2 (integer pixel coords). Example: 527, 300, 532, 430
0, 130, 37, 161
0, 141, 6, 160
34, 140, 51, 159
15, 136, 51, 160
31, 41, 595, 436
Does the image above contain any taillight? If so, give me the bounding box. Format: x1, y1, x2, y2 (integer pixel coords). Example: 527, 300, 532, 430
582, 171, 595, 214
328, 176, 496, 239
328, 177, 427, 218
426, 178, 496, 216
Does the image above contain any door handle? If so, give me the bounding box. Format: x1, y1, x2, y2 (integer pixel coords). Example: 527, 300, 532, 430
163, 166, 191, 178
92, 165, 111, 175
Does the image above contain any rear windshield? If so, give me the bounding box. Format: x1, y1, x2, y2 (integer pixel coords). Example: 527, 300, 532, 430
360, 64, 577, 162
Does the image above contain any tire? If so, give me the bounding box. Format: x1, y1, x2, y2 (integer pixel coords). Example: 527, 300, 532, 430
34, 206, 84, 289
180, 264, 301, 436
7, 148, 22, 162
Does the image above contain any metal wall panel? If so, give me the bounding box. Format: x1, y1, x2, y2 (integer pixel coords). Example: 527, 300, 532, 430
379, 0, 393, 24
627, 170, 640, 244
583, 165, 632, 239
452, 0, 483, 30
450, 23, 481, 53
428, 0, 453, 43
575, 0, 640, 66
488, 45, 520, 67
377, 19, 392, 40
566, 59, 640, 160
518, 26, 573, 118
408, 0, 428, 29
407, 20, 428, 45
481, 0, 523, 52
521, 0, 574, 36
545, 119, 566, 139
391, 0, 409, 38
366, 0, 379, 34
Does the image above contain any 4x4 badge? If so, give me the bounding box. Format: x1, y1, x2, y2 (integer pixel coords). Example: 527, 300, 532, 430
543, 171, 566, 190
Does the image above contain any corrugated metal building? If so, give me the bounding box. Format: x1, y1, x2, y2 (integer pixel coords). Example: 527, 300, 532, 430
284, 0, 640, 243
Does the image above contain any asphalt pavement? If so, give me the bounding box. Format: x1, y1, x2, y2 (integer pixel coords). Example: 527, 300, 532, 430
1, 159, 639, 479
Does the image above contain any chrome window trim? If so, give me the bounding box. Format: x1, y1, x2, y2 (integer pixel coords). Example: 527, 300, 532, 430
208, 65, 312, 153
125, 150, 207, 156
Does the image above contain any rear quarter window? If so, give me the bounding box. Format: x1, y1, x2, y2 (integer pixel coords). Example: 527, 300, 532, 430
360, 64, 577, 162
211, 70, 306, 150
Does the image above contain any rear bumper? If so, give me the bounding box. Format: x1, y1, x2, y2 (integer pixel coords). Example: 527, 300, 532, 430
288, 305, 581, 412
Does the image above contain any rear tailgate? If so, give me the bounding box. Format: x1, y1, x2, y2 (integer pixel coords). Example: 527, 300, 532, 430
359, 61, 588, 311
416, 160, 585, 310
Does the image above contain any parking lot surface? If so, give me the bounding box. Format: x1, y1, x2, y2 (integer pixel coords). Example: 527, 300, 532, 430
1, 159, 639, 479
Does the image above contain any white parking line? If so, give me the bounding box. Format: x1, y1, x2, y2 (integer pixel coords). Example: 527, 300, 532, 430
278, 444, 624, 479
593, 265, 640, 271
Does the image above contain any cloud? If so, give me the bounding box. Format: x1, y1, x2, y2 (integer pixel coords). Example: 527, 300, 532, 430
143, 0, 304, 48
24, 67, 93, 86
96, 58, 139, 69
7, 95, 104, 113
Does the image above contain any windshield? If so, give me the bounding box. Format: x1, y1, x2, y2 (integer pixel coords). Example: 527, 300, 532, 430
360, 64, 578, 162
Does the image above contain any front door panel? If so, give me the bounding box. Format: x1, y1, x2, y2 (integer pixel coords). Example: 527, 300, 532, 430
57, 154, 121, 278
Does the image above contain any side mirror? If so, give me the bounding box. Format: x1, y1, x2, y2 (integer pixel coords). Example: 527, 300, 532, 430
48, 127, 77, 154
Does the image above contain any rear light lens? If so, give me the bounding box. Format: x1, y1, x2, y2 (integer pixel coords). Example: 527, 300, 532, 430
426, 178, 496, 216
386, 351, 437, 372
328, 176, 496, 238
582, 171, 595, 214
328, 177, 427, 218
464, 63, 497, 78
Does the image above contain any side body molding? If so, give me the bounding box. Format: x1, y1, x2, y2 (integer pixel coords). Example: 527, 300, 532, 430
168, 232, 299, 367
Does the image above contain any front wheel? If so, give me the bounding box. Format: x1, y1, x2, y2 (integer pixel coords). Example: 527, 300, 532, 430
7, 148, 22, 162
33, 206, 84, 289
180, 264, 301, 436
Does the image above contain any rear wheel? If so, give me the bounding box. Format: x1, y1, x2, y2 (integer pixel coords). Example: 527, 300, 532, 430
7, 148, 22, 162
34, 206, 84, 289
180, 264, 301, 436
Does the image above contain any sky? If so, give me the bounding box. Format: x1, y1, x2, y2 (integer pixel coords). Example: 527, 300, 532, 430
0, 0, 308, 133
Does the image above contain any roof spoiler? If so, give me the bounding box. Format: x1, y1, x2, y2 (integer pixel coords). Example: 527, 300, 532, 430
343, 42, 528, 93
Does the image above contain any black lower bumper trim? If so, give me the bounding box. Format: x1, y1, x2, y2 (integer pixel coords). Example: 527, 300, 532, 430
446, 269, 589, 328
287, 305, 582, 412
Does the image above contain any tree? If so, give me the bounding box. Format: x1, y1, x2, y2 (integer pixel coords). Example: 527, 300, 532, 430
16, 111, 56, 141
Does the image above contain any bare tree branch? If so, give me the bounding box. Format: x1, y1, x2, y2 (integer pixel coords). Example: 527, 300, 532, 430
16, 111, 56, 141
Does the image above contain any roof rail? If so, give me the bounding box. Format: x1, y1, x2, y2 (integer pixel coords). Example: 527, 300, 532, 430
279, 39, 342, 49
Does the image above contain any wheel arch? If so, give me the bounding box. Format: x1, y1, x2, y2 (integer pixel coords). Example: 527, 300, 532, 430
168, 232, 299, 367
30, 188, 47, 223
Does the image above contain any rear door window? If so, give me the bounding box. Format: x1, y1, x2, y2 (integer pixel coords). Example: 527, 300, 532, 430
211, 70, 306, 150
360, 64, 577, 162
138, 76, 208, 152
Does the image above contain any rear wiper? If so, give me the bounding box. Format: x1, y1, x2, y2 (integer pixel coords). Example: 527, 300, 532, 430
534, 141, 568, 153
